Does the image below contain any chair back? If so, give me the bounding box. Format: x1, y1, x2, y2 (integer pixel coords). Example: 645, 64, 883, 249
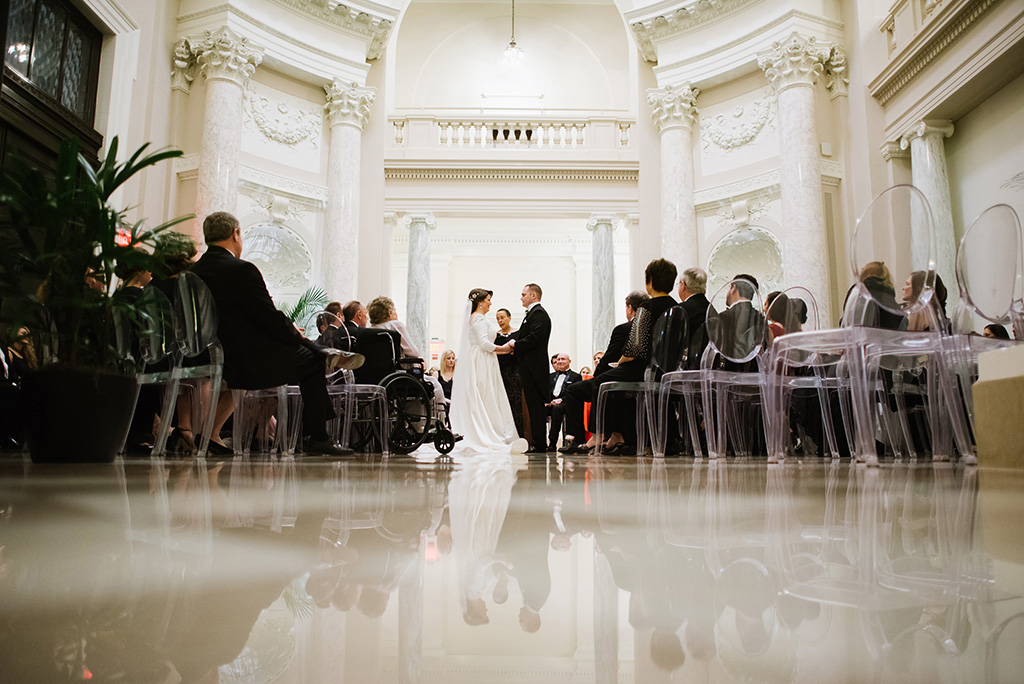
303, 309, 356, 351
651, 306, 689, 374
706, 277, 767, 364
953, 204, 1021, 334
174, 271, 219, 358
136, 286, 176, 366
767, 286, 820, 336
845, 184, 935, 329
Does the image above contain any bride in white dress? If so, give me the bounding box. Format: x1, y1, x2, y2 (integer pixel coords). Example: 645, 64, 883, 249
449, 289, 529, 453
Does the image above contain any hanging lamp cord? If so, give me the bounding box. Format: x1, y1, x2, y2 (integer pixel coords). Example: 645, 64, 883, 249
510, 0, 516, 43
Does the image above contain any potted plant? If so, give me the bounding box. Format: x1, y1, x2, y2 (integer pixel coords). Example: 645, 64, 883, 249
0, 137, 190, 462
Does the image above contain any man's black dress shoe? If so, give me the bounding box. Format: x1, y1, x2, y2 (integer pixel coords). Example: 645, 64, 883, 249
303, 437, 354, 458
524, 447, 546, 455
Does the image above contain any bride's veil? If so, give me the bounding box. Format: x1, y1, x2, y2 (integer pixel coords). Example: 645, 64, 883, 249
449, 298, 476, 431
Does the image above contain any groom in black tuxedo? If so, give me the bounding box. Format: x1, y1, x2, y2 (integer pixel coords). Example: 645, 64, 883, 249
512, 283, 552, 453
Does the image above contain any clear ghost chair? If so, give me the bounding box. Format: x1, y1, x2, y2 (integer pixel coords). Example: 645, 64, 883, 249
946, 204, 1023, 462
165, 272, 226, 459
593, 309, 686, 456
764, 287, 846, 461
842, 184, 970, 464
700, 277, 769, 459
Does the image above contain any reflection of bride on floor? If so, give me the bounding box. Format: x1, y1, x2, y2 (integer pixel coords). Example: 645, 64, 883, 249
449, 288, 529, 454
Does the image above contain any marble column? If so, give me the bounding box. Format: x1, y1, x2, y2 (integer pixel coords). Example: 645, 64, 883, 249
588, 215, 617, 354
404, 214, 436, 356
324, 80, 375, 299
192, 27, 263, 227
900, 120, 956, 286
759, 32, 833, 323
648, 85, 699, 270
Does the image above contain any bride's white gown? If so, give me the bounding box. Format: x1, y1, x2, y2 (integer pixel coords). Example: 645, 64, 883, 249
450, 313, 528, 453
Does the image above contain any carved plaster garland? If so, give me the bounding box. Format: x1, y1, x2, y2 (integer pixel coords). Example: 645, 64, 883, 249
245, 87, 322, 147
716, 191, 773, 230
700, 97, 775, 152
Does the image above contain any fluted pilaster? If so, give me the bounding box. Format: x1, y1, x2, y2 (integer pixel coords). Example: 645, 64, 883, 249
648, 84, 699, 270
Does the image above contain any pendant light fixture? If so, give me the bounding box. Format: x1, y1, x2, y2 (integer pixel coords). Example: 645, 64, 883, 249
503, 0, 524, 64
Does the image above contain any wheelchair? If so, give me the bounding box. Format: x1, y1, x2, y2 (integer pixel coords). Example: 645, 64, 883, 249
377, 357, 457, 455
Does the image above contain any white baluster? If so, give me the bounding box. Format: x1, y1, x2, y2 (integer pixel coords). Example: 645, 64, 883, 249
470, 123, 479, 147
394, 120, 405, 145
438, 122, 448, 146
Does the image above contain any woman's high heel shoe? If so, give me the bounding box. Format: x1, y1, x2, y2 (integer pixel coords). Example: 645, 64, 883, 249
170, 428, 194, 453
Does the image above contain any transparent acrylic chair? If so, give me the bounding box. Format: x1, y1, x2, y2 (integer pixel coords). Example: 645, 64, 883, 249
593, 309, 686, 456
764, 287, 846, 462
699, 278, 769, 459
148, 272, 227, 459
946, 204, 1023, 462
842, 184, 970, 464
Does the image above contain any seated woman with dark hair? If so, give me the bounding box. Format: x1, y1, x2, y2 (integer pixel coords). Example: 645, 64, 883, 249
983, 323, 1011, 339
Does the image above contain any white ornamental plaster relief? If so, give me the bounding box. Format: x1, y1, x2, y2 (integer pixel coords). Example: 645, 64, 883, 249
700, 96, 776, 152
171, 37, 196, 94
627, 0, 761, 63
249, 190, 309, 224
241, 222, 313, 291
1002, 171, 1024, 192
716, 191, 774, 231
244, 84, 322, 149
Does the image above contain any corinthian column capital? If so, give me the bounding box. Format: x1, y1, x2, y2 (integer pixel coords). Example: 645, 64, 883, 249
758, 32, 831, 93
824, 45, 849, 98
647, 84, 699, 133
193, 27, 263, 87
325, 80, 376, 129
171, 37, 196, 94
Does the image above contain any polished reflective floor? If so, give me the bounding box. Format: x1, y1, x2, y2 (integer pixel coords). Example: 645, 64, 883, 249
1, 453, 1023, 683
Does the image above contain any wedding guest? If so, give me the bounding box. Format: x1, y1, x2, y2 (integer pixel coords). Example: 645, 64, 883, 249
546, 353, 582, 451
5, 326, 37, 384
848, 261, 906, 330
343, 300, 400, 384
432, 349, 456, 400
984, 323, 1010, 339
558, 290, 647, 454
580, 366, 592, 378
903, 270, 949, 332
494, 307, 524, 437
677, 266, 710, 369
368, 295, 445, 401
191, 211, 361, 456
316, 301, 352, 350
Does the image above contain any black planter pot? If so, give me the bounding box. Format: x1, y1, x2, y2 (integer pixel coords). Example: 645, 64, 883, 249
21, 368, 138, 463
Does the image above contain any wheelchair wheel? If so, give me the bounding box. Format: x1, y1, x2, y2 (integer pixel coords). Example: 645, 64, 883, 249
433, 427, 456, 455
381, 372, 431, 454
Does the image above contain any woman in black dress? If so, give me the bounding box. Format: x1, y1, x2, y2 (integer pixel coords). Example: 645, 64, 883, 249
494, 307, 524, 437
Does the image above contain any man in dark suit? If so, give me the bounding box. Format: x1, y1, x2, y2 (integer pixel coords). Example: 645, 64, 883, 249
677, 267, 710, 369
558, 290, 649, 454
511, 283, 551, 453
546, 353, 583, 451
190, 212, 362, 456
711, 274, 767, 371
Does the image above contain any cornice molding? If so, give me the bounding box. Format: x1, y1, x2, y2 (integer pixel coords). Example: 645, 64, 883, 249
694, 159, 841, 208
627, 0, 763, 63
174, 153, 328, 204
869, 0, 998, 105
276, 0, 396, 60
384, 167, 639, 183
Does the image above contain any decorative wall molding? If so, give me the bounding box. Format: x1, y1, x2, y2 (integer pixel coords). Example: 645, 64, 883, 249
716, 190, 774, 230
171, 37, 196, 94
245, 85, 322, 147
247, 189, 309, 223
177, 153, 328, 204
870, 0, 998, 105
700, 95, 775, 151
384, 167, 639, 183
880, 140, 912, 161
694, 158, 841, 209
627, 0, 763, 63
240, 221, 313, 290
286, 0, 395, 59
